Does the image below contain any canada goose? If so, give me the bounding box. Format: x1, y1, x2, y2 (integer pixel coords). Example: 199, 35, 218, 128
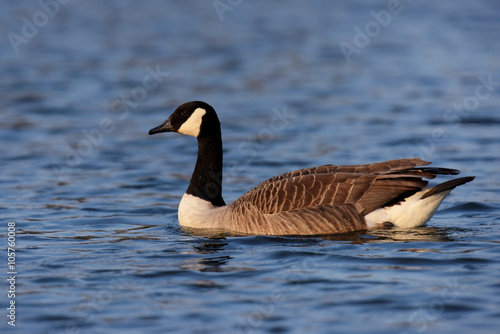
149, 101, 474, 236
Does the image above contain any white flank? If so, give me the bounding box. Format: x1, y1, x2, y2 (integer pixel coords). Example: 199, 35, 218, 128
178, 193, 222, 229
178, 108, 206, 137
365, 188, 453, 228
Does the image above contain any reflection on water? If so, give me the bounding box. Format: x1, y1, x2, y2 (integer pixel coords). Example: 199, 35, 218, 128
177, 226, 478, 275
367, 227, 455, 243
183, 226, 456, 246
182, 255, 235, 272
192, 241, 229, 254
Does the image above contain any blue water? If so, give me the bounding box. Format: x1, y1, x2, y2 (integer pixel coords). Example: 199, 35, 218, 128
1, 1, 500, 333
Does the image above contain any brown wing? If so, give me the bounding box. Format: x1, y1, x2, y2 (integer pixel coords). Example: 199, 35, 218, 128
230, 159, 459, 216
254, 158, 422, 187
221, 203, 367, 235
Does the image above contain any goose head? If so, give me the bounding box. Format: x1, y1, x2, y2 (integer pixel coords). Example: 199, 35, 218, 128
148, 101, 220, 139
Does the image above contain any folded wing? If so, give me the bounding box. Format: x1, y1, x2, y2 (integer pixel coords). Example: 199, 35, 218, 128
230, 158, 460, 216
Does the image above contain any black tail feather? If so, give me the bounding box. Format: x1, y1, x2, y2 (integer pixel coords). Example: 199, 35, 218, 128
421, 176, 475, 199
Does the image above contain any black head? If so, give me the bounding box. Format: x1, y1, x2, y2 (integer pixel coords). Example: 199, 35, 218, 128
148, 101, 220, 138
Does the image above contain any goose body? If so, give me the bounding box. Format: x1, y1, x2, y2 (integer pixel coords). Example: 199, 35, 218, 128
149, 101, 474, 236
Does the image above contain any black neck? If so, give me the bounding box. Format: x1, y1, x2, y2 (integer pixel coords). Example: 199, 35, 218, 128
186, 134, 225, 206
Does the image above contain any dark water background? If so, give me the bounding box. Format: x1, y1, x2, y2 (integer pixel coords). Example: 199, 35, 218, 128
1, 1, 500, 333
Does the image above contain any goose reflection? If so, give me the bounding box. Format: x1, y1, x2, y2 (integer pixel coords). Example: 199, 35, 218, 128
181, 239, 233, 272
184, 226, 455, 244
366, 226, 456, 243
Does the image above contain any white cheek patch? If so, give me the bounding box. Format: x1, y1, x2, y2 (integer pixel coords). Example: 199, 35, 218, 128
177, 108, 206, 137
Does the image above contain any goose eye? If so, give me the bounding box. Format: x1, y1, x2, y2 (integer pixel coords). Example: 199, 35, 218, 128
181, 110, 188, 116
